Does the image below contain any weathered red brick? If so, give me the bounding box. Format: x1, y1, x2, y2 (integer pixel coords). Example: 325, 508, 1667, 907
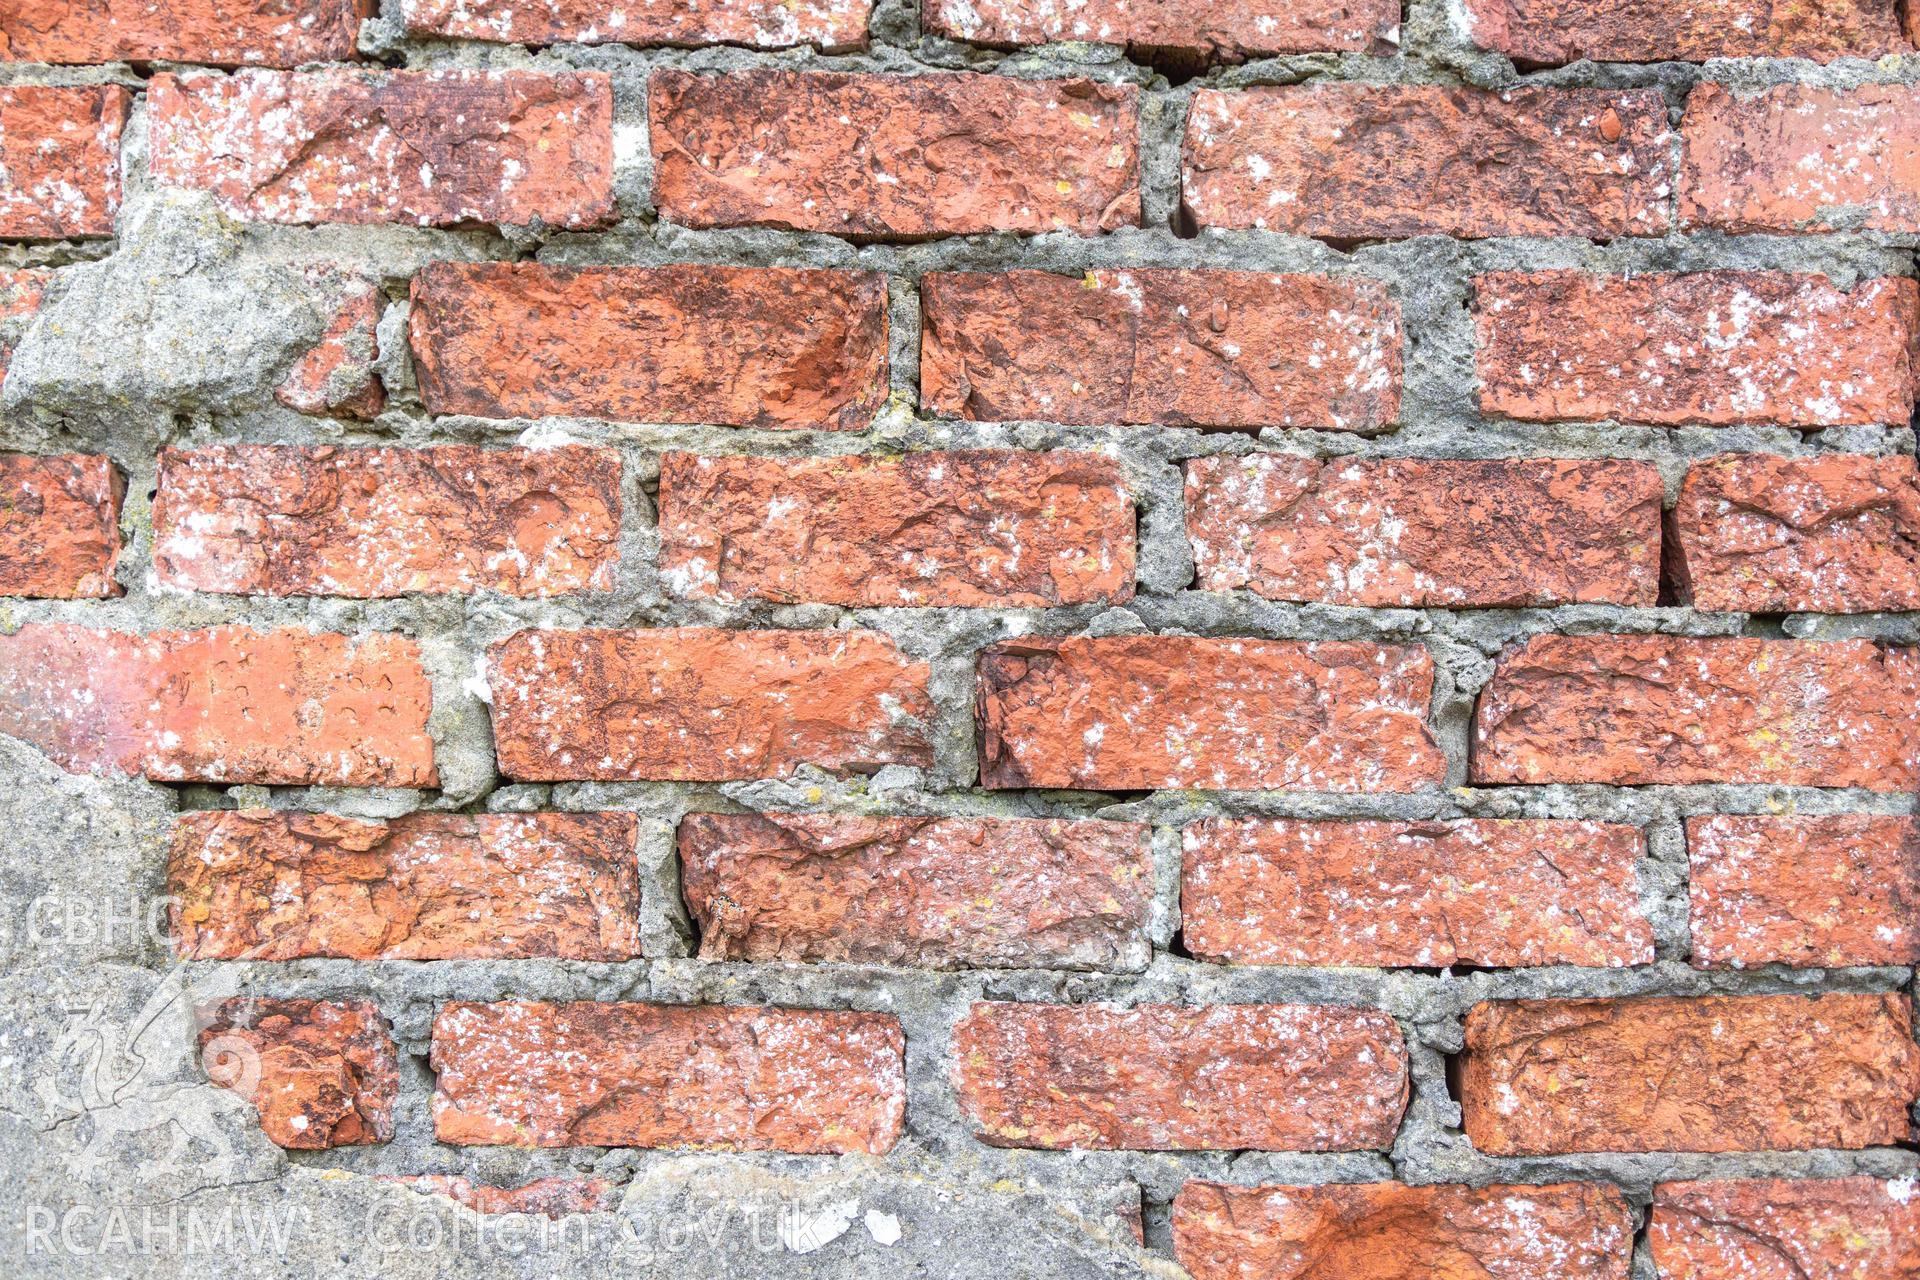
1173, 1180, 1635, 1280
408, 262, 887, 429
920, 269, 1401, 431
1681, 83, 1920, 234
679, 813, 1153, 970
1670, 453, 1920, 613
0, 453, 121, 598
1459, 994, 1920, 1154
925, 0, 1400, 58
199, 998, 396, 1149
1472, 635, 1920, 791
1474, 271, 1919, 428
152, 444, 621, 598
487, 628, 932, 782
0, 85, 127, 239
656, 449, 1135, 607
276, 278, 384, 419
388, 1175, 620, 1219
1182, 86, 1670, 240
430, 1001, 905, 1153
951, 1002, 1408, 1150
170, 810, 641, 961
1186, 456, 1661, 607
0, 0, 371, 66
1461, 0, 1911, 63
977, 636, 1444, 792
0, 267, 48, 383
1687, 814, 1919, 969
1182, 818, 1653, 968
400, 0, 868, 48
1649, 1177, 1920, 1280
147, 70, 612, 229
651, 69, 1140, 238
0, 623, 437, 786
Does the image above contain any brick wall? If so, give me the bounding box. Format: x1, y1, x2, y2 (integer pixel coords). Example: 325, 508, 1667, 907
0, 1, 1916, 1276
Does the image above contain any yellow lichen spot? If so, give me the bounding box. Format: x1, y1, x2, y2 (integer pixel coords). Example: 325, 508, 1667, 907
1055, 180, 1074, 194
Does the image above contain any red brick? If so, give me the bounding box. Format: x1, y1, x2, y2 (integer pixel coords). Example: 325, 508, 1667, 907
0, 623, 437, 786
951, 1001, 1408, 1150
1681, 83, 1920, 234
1182, 818, 1653, 969
1173, 1180, 1635, 1280
169, 810, 641, 961
1670, 453, 1920, 614
0, 453, 121, 598
487, 628, 933, 782
651, 69, 1140, 239
0, 85, 127, 239
1649, 1177, 1920, 1280
408, 262, 887, 430
199, 998, 396, 1149
400, 0, 868, 48
0, 267, 48, 383
920, 269, 1401, 431
925, 0, 1400, 57
276, 279, 384, 419
1460, 0, 1911, 63
1474, 271, 1920, 428
679, 813, 1152, 970
656, 449, 1135, 607
1472, 635, 1920, 791
0, 0, 371, 66
1182, 86, 1670, 240
147, 70, 612, 229
977, 635, 1444, 793
430, 1001, 905, 1153
1186, 455, 1661, 607
1459, 994, 1920, 1154
152, 444, 621, 598
1687, 814, 1919, 969
388, 1176, 620, 1218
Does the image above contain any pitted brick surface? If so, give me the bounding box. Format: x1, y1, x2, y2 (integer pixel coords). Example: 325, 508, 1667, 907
951, 1001, 1409, 1151
651, 69, 1140, 238
147, 69, 613, 228
153, 444, 622, 597
1173, 1180, 1635, 1280
430, 1001, 906, 1153
408, 262, 887, 429
1182, 86, 1671, 240
1472, 635, 1920, 790
0, 623, 437, 785
0, 452, 121, 598
0, 0, 371, 65
1182, 818, 1654, 968
170, 810, 641, 961
658, 449, 1134, 606
1185, 455, 1661, 606
1669, 453, 1920, 613
1459, 995, 1920, 1154
680, 812, 1153, 970
488, 627, 934, 781
921, 269, 1401, 431
978, 635, 1445, 792
199, 998, 398, 1149
399, 0, 869, 48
